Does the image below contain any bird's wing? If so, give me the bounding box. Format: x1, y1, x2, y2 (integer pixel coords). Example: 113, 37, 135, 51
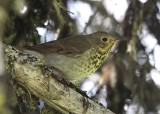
24, 35, 91, 57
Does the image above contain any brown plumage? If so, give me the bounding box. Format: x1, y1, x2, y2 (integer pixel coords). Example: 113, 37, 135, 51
21, 31, 118, 80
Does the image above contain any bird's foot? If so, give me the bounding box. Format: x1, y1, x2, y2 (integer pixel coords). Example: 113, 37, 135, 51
41, 65, 67, 91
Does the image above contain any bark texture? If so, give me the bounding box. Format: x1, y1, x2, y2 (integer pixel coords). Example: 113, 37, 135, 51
4, 45, 114, 114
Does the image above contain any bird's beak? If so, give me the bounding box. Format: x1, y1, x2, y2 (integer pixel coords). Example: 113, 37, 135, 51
114, 39, 120, 44
115, 38, 120, 42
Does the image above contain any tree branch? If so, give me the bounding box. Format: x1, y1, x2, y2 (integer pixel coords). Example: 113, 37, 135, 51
4, 45, 114, 114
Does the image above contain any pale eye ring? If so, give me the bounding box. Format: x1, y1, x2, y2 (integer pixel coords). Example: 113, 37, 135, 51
101, 37, 108, 42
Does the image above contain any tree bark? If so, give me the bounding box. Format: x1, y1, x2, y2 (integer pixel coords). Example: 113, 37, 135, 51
4, 45, 114, 114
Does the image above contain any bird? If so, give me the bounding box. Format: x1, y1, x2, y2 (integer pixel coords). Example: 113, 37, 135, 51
21, 31, 118, 81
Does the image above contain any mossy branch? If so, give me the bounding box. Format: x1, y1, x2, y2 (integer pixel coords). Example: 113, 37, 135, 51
4, 45, 114, 114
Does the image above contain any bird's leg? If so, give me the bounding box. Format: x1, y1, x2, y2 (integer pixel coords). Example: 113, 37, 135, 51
41, 65, 67, 91
41, 65, 52, 91
49, 66, 66, 81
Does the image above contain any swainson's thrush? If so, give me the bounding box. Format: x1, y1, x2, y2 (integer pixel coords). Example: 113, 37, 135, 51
21, 32, 118, 80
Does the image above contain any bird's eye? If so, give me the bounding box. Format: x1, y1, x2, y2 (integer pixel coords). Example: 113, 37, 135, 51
101, 37, 108, 42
